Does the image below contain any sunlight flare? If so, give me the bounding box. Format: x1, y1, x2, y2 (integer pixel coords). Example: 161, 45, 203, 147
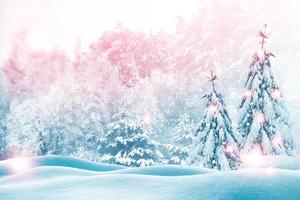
8, 157, 32, 173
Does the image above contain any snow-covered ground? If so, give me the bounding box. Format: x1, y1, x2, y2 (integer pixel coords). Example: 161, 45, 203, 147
0, 156, 300, 200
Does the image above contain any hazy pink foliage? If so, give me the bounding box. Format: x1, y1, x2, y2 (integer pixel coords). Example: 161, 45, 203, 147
88, 27, 169, 85
3, 45, 69, 98
0, 1, 274, 101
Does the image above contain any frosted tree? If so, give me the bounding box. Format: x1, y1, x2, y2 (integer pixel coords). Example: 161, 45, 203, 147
167, 113, 196, 164
238, 25, 294, 155
187, 70, 240, 170
7, 96, 69, 156
0, 80, 8, 160
0, 128, 7, 159
6, 81, 108, 157
0, 106, 7, 159
98, 112, 161, 167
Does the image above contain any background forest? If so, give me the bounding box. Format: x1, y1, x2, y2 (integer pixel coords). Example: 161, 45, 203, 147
0, 0, 300, 167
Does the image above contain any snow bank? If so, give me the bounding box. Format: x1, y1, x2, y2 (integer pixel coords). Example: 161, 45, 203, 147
0, 155, 300, 200
115, 165, 214, 176
0, 155, 125, 176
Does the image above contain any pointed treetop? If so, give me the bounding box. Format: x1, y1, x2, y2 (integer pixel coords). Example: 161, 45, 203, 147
253, 24, 275, 61
209, 69, 217, 90
258, 24, 271, 49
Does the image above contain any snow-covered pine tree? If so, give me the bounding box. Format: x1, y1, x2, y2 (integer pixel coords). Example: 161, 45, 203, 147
238, 25, 294, 155
187, 70, 240, 170
168, 113, 196, 165
98, 112, 161, 167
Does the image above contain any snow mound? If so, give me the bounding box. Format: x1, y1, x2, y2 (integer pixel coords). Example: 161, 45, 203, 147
115, 165, 214, 176
37, 155, 125, 171
0, 155, 125, 176
0, 155, 300, 200
0, 166, 99, 185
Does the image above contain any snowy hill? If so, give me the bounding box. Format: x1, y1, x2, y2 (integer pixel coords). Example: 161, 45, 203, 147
0, 156, 125, 177
0, 155, 300, 200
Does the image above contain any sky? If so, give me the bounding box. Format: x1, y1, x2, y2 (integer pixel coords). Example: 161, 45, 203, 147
0, 0, 198, 62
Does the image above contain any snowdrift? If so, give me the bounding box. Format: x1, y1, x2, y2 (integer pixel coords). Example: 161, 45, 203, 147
0, 155, 125, 177
0, 155, 300, 200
